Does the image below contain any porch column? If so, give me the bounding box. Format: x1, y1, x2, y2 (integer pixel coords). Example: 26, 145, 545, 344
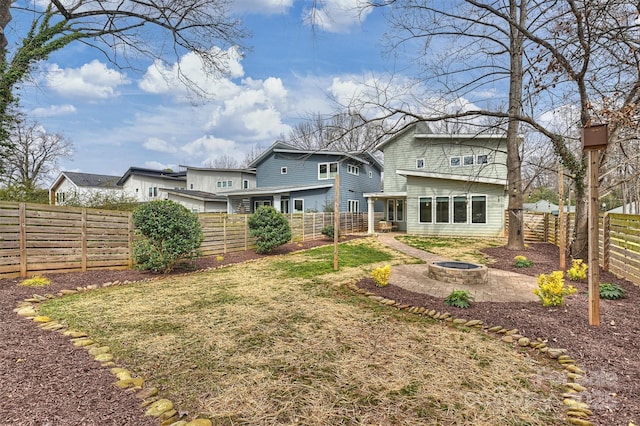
273, 194, 281, 212
367, 197, 375, 234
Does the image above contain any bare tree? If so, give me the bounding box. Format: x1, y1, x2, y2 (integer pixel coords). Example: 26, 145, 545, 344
0, 119, 73, 191
203, 154, 240, 169
283, 111, 385, 153
0, 1, 247, 143
359, 0, 640, 258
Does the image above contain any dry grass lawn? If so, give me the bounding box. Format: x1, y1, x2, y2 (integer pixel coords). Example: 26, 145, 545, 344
39, 238, 565, 425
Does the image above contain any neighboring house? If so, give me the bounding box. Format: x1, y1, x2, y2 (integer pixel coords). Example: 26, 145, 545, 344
223, 141, 383, 214
49, 171, 121, 205
164, 166, 256, 213
117, 167, 186, 203
364, 122, 509, 237
524, 199, 575, 214
607, 203, 639, 214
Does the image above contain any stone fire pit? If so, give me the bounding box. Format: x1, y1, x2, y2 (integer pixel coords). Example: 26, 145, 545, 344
428, 261, 489, 285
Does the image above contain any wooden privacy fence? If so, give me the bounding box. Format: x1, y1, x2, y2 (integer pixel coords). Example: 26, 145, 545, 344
0, 202, 367, 279
508, 211, 640, 287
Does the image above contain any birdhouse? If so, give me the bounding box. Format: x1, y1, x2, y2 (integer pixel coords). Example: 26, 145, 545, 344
582, 124, 608, 150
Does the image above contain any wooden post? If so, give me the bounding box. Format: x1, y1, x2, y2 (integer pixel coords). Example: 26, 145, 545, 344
602, 213, 610, 270
558, 164, 566, 269
588, 149, 600, 326
19, 203, 27, 278
334, 175, 340, 271
81, 208, 88, 272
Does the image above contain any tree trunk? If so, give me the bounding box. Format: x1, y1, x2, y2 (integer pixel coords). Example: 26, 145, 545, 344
506, 0, 525, 250
570, 173, 589, 260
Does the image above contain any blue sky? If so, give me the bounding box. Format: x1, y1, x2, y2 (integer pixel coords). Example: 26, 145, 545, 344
16, 0, 415, 181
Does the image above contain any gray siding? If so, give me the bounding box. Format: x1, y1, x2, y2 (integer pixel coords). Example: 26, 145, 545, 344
405, 176, 507, 237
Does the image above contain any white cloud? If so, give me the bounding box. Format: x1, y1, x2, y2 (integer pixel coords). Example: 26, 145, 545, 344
303, 0, 373, 33
180, 135, 243, 165
43, 60, 130, 100
143, 137, 178, 154
31, 104, 77, 117
139, 47, 244, 100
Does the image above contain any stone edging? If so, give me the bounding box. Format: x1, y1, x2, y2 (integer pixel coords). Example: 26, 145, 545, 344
342, 279, 595, 426
12, 270, 229, 426
14, 261, 594, 426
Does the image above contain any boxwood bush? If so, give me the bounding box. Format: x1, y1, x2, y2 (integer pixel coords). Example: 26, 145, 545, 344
248, 206, 292, 253
132, 200, 203, 273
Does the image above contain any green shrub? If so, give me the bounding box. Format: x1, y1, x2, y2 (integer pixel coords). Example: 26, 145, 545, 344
514, 255, 533, 268
599, 283, 626, 300
444, 289, 474, 309
321, 225, 340, 239
132, 200, 203, 273
248, 206, 292, 254
533, 271, 577, 306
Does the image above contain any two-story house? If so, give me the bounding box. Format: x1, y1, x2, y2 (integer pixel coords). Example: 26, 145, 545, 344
117, 167, 187, 203
164, 166, 257, 212
49, 171, 122, 205
365, 122, 508, 236
223, 142, 383, 214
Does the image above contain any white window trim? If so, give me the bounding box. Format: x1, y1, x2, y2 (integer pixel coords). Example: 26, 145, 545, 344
368, 171, 373, 178
348, 199, 359, 212
243, 179, 249, 189
435, 196, 450, 223
281, 167, 287, 174
463, 155, 474, 166
318, 162, 338, 180
476, 154, 489, 165
449, 156, 461, 167
418, 196, 433, 224
293, 198, 304, 213
470, 194, 488, 225
347, 164, 360, 175
254, 200, 272, 210
416, 158, 425, 169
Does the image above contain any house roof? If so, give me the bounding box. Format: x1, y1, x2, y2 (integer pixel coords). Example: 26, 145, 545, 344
179, 165, 256, 174
249, 141, 382, 170
116, 167, 186, 186
164, 188, 227, 202
50, 171, 121, 191
396, 169, 507, 186
221, 184, 334, 197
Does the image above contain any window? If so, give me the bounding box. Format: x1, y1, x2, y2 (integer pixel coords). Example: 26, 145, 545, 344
386, 199, 404, 222
227, 180, 232, 187
190, 184, 193, 189
56, 192, 66, 203
318, 162, 338, 179
436, 197, 449, 223
416, 158, 425, 169
368, 171, 373, 178
471, 195, 487, 224
216, 181, 223, 188
191, 208, 199, 213
243, 180, 249, 189
450, 156, 461, 167
293, 199, 304, 213
419, 197, 432, 223
281, 167, 287, 174
477, 154, 489, 165
148, 187, 158, 197
347, 164, 360, 175
280, 199, 290, 213
463, 155, 474, 166
348, 200, 359, 212
254, 200, 272, 210
453, 196, 467, 223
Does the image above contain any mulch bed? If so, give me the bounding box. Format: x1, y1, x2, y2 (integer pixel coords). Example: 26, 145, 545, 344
1, 238, 638, 425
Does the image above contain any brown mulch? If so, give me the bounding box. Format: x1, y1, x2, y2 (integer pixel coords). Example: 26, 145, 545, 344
1, 238, 638, 425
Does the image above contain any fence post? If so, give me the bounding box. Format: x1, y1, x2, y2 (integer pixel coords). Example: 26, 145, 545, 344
543, 213, 549, 243
223, 214, 227, 254
128, 212, 134, 269
19, 203, 27, 277
244, 214, 248, 251
602, 213, 610, 270
81, 208, 87, 271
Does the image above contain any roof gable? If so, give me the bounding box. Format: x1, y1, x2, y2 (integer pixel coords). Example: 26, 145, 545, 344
55, 172, 121, 189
